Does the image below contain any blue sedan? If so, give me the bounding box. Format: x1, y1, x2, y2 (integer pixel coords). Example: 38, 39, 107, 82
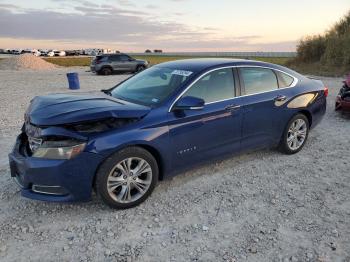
9, 59, 327, 209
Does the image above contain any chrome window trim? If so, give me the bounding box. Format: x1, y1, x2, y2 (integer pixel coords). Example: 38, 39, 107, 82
168, 65, 299, 112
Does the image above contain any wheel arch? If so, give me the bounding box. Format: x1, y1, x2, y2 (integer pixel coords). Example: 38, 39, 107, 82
278, 109, 313, 147
92, 143, 165, 190
99, 65, 113, 73
136, 144, 164, 181
136, 64, 146, 71
298, 109, 313, 127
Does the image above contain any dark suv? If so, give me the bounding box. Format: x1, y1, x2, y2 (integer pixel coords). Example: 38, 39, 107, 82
91, 54, 149, 75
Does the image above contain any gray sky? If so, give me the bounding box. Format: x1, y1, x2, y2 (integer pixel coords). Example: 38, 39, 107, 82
0, 0, 349, 51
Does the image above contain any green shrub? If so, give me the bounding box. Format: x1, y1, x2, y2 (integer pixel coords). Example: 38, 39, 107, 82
296, 35, 326, 63
322, 37, 344, 65
295, 11, 350, 67
341, 34, 350, 65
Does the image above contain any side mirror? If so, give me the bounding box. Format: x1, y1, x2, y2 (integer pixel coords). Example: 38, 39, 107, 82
173, 96, 205, 111
128, 58, 135, 61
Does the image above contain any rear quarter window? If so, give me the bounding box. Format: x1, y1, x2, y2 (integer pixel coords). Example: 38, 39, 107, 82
276, 71, 294, 88
96, 56, 108, 62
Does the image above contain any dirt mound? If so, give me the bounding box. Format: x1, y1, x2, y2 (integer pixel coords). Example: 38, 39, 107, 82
0, 54, 57, 70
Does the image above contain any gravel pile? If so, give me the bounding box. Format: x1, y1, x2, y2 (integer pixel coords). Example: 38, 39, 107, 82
0, 54, 57, 70
0, 68, 349, 262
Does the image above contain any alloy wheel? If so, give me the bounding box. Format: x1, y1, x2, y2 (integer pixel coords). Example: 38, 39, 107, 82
107, 157, 152, 203
287, 118, 307, 151
136, 66, 145, 73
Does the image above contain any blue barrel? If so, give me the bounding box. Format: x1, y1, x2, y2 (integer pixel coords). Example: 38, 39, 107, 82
66, 73, 80, 90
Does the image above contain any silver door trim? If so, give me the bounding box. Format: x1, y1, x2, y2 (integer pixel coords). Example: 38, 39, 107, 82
168, 65, 299, 112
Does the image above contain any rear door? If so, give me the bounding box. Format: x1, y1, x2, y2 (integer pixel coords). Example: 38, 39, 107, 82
237, 67, 294, 149
108, 55, 123, 71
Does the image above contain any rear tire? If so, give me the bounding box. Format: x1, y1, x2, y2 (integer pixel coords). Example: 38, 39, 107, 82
135, 65, 146, 73
279, 114, 310, 155
100, 67, 112, 76
95, 147, 158, 209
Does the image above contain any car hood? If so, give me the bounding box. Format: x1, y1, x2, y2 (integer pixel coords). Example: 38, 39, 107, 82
135, 59, 147, 64
26, 93, 151, 126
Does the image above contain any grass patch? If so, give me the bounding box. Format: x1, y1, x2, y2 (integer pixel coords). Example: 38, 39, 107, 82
13, 55, 349, 76
287, 59, 350, 77
44, 57, 92, 67
134, 55, 290, 66
44, 55, 291, 67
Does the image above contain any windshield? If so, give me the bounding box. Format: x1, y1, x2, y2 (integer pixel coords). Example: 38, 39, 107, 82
111, 66, 193, 106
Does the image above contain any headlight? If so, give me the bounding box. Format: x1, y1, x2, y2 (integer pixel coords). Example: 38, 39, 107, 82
32, 140, 86, 160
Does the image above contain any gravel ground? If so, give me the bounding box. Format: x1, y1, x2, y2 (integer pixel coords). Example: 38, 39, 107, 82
0, 68, 349, 262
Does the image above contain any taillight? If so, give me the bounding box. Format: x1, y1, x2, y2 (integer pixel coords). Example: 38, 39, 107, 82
324, 86, 329, 97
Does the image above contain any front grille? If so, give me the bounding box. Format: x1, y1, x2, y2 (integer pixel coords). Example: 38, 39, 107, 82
28, 136, 42, 153
17, 133, 32, 157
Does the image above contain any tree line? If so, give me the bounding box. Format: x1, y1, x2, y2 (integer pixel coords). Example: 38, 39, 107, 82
295, 11, 350, 67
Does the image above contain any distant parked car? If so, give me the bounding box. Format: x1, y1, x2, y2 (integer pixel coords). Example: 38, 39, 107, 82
38, 50, 49, 56
31, 50, 41, 57
21, 49, 32, 54
47, 50, 66, 57
56, 50, 66, 56
145, 49, 152, 53
335, 74, 350, 111
90, 54, 149, 75
85, 49, 103, 56
12, 49, 22, 55
65, 50, 82, 56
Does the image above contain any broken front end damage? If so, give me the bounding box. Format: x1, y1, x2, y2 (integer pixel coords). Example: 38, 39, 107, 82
335, 85, 350, 111
11, 117, 139, 202
22, 117, 139, 157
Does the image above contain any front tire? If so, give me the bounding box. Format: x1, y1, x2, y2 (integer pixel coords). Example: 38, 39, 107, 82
279, 114, 310, 154
99, 67, 112, 76
135, 65, 146, 73
95, 147, 158, 209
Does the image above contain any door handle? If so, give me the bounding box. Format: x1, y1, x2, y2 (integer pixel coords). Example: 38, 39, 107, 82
274, 95, 287, 102
225, 104, 241, 111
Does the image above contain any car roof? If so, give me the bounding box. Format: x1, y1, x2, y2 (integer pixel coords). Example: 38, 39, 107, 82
155, 58, 301, 77
98, 53, 125, 56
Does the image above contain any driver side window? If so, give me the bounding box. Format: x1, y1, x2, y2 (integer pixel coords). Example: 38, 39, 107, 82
108, 55, 120, 62
120, 55, 131, 61
183, 68, 235, 103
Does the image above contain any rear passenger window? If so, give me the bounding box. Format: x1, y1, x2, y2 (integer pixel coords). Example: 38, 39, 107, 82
109, 56, 120, 62
276, 71, 294, 88
184, 68, 235, 103
240, 68, 278, 95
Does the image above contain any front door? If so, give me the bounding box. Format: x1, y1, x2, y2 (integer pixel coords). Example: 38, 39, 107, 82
168, 68, 243, 169
118, 55, 135, 71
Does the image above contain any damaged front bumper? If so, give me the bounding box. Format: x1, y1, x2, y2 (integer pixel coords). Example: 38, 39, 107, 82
8, 133, 104, 202
336, 95, 350, 111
